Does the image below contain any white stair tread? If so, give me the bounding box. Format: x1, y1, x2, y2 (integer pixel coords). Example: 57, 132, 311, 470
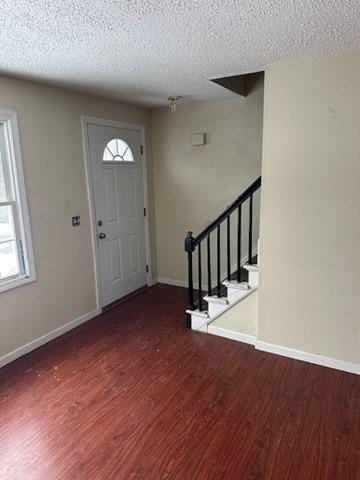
243, 264, 259, 272
203, 295, 229, 305
186, 309, 209, 318
223, 280, 251, 290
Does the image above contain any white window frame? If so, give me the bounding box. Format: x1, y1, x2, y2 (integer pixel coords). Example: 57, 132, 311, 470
0, 108, 36, 293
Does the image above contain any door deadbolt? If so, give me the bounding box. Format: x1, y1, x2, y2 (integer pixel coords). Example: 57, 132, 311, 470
98, 220, 103, 226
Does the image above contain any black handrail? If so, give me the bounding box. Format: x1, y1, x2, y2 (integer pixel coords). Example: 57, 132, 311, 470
192, 176, 261, 247
184, 176, 261, 317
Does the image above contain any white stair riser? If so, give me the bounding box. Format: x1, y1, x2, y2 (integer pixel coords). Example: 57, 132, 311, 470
227, 288, 251, 303
248, 271, 259, 288
191, 314, 208, 331
208, 302, 229, 318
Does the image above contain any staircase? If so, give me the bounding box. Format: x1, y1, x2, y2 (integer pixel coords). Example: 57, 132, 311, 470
184, 177, 261, 334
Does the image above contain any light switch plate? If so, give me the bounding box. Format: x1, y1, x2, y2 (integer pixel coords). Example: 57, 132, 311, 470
72, 216, 80, 227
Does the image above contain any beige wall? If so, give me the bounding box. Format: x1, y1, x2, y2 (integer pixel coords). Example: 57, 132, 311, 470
259, 51, 360, 364
211, 290, 258, 337
151, 82, 264, 283
0, 75, 156, 359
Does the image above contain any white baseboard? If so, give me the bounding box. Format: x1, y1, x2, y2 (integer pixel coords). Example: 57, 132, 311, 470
208, 325, 256, 346
255, 340, 360, 375
160, 273, 359, 375
148, 277, 158, 287
157, 277, 187, 288
205, 325, 359, 375
0, 308, 101, 369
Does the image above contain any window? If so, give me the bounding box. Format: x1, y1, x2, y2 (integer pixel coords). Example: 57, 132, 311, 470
0, 109, 35, 293
103, 138, 134, 162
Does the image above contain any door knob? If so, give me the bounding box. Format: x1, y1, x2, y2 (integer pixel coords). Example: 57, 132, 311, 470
98, 232, 106, 239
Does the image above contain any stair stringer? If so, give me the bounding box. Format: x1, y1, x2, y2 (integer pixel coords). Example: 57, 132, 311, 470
208, 289, 258, 344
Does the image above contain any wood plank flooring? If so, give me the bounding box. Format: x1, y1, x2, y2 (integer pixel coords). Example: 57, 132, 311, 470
0, 284, 359, 479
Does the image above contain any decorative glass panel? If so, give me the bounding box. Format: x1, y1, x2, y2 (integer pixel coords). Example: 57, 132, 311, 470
103, 138, 134, 162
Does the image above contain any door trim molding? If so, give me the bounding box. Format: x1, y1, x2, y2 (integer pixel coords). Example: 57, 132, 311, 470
81, 116, 153, 310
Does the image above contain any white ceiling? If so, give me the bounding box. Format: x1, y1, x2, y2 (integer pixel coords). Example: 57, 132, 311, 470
0, 1, 360, 107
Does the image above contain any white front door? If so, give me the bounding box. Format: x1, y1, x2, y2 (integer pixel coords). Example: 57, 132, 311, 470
87, 123, 147, 307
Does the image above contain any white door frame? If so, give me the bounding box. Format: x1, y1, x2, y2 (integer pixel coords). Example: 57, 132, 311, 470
81, 116, 153, 310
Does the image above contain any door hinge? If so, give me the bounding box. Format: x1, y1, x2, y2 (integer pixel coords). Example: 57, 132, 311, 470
140, 145, 144, 155
144, 207, 147, 217
146, 265, 149, 273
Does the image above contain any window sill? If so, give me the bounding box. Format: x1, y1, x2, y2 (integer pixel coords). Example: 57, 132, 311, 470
0, 274, 36, 294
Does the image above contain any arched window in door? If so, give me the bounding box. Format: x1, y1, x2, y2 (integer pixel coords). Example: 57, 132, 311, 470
103, 138, 134, 162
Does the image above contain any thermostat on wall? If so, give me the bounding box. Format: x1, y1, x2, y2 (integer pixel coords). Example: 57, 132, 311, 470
191, 133, 206, 146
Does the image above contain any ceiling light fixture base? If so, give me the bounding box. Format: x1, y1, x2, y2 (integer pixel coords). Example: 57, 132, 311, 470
168, 96, 181, 113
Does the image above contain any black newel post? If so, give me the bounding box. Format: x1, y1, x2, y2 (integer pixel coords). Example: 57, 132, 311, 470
185, 231, 195, 310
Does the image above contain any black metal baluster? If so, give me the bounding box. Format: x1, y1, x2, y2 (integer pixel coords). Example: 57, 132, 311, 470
207, 235, 211, 296
248, 194, 253, 265
237, 204, 242, 282
217, 225, 221, 296
185, 232, 195, 310
198, 242, 203, 311
227, 216, 231, 280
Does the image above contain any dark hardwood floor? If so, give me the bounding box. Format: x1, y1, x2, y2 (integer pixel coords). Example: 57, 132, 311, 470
0, 284, 359, 479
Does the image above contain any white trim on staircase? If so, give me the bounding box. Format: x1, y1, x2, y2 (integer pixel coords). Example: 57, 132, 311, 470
206, 287, 257, 325
208, 326, 256, 345
255, 341, 360, 375
0, 308, 101, 369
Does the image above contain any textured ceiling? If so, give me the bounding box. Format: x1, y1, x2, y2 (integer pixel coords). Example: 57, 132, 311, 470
0, 0, 360, 107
